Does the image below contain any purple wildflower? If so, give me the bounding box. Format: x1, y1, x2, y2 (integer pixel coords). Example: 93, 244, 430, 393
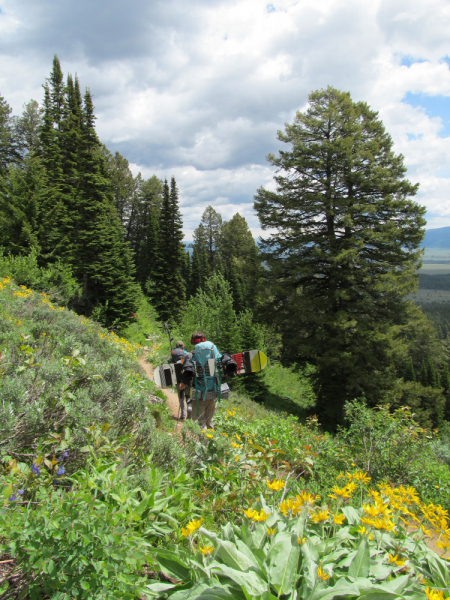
56, 466, 65, 476
8, 494, 16, 501
31, 464, 40, 475
18, 489, 24, 495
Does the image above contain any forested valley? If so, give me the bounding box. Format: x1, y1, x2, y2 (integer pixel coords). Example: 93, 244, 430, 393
3, 56, 450, 599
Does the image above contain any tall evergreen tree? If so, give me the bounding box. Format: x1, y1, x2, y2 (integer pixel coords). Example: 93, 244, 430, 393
197, 206, 222, 270
72, 88, 138, 324
0, 95, 22, 175
403, 356, 416, 383
155, 177, 186, 322
254, 86, 426, 428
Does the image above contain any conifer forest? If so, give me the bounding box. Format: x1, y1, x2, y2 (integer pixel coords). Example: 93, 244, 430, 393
4, 55, 450, 600
1, 56, 449, 428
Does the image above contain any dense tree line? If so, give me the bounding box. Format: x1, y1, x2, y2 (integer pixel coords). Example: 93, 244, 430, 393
2, 61, 450, 429
0, 57, 140, 325
0, 56, 262, 331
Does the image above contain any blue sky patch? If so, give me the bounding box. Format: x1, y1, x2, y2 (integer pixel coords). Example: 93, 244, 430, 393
402, 92, 450, 137
436, 167, 450, 178
400, 55, 427, 67
267, 4, 276, 13
406, 133, 423, 141
441, 56, 450, 68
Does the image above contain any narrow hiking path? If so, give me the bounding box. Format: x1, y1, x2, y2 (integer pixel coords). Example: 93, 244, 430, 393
137, 352, 184, 431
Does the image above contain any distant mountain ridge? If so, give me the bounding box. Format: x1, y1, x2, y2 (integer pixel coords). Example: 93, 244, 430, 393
423, 227, 450, 249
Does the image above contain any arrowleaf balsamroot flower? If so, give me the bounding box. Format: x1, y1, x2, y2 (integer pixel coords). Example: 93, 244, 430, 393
332, 513, 345, 525
312, 509, 330, 523
329, 485, 351, 500
425, 587, 445, 600
243, 508, 257, 519
388, 553, 406, 567
181, 517, 203, 537
199, 544, 214, 556
253, 508, 270, 522
266, 479, 284, 491
266, 527, 276, 536
317, 566, 330, 581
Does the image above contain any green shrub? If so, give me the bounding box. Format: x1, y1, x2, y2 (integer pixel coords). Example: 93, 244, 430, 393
0, 248, 80, 306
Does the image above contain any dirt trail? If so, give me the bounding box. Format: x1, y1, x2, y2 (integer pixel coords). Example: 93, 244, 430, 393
137, 353, 184, 431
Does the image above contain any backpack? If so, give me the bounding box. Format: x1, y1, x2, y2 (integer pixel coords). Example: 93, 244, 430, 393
192, 341, 221, 401
171, 348, 186, 364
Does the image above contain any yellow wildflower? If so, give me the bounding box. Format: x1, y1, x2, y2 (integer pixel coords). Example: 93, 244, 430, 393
388, 553, 406, 567
266, 527, 276, 536
253, 508, 271, 522
181, 517, 203, 537
231, 442, 242, 448
199, 543, 214, 556
235, 434, 241, 441
357, 526, 374, 540
206, 434, 215, 439
425, 587, 445, 600
297, 536, 307, 545
311, 509, 330, 523
235, 455, 239, 462
352, 471, 371, 484
346, 481, 357, 493
329, 485, 351, 500
243, 507, 257, 519
317, 566, 330, 581
266, 479, 285, 491
333, 513, 345, 525
296, 491, 319, 505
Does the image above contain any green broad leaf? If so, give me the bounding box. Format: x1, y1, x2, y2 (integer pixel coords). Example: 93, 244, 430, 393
210, 563, 268, 596
146, 582, 177, 594
341, 506, 361, 525
378, 574, 413, 594
155, 549, 191, 581
235, 540, 263, 568
222, 522, 236, 543
251, 522, 268, 550
311, 578, 361, 600
358, 591, 402, 600
369, 561, 392, 581
2, 484, 13, 499
217, 540, 255, 572
302, 539, 320, 564
168, 581, 243, 599
426, 554, 450, 587
348, 539, 370, 579
266, 537, 300, 595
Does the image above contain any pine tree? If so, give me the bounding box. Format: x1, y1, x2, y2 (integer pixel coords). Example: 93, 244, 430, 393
197, 206, 222, 270
441, 365, 450, 392
0, 156, 44, 254
427, 357, 438, 388
420, 359, 429, 388
254, 86, 425, 428
0, 94, 22, 175
15, 99, 43, 155
225, 258, 244, 313
39, 78, 72, 262
72, 88, 139, 324
403, 356, 416, 383
155, 177, 186, 322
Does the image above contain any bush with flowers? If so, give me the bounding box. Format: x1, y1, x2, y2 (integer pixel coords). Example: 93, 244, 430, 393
148, 471, 450, 599
0, 277, 181, 471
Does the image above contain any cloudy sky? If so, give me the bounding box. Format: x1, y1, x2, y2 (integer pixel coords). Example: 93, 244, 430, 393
1, 0, 449, 239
